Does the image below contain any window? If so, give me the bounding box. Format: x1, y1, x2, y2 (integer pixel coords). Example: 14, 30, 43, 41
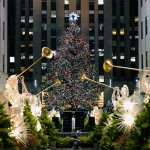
51, 1, 56, 10
51, 11, 56, 18
3, 0, 5, 7
89, 14, 94, 23
141, 21, 143, 39
64, 4, 69, 10
21, 16, 25, 23
64, 0, 69, 4
141, 54, 143, 69
29, 16, 33, 23
89, 2, 94, 10
98, 0, 104, 5
76, 0, 81, 10
120, 28, 124, 35
112, 28, 116, 35
145, 16, 148, 35
131, 57, 135, 62
146, 51, 148, 67
42, 23, 47, 31
42, 2, 47, 10
65, 10, 69, 17
3, 22, 5, 40
141, 0, 143, 7
10, 57, 15, 63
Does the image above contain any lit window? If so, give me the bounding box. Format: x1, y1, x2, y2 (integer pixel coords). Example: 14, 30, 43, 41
64, 0, 69, 4
65, 10, 69, 17
10, 57, 15, 63
21, 53, 25, 59
131, 57, 136, 62
99, 52, 104, 56
112, 28, 116, 35
120, 28, 124, 35
120, 55, 125, 59
21, 28, 25, 35
29, 16, 33, 23
134, 17, 138, 22
22, 31, 25, 35
21, 67, 25, 71
99, 75, 104, 82
99, 49, 104, 56
89, 10, 94, 14
51, 11, 56, 18
113, 56, 117, 59
42, 75, 47, 82
21, 16, 25, 23
131, 47, 135, 51
42, 63, 47, 67
29, 55, 33, 59
29, 44, 33, 47
89, 36, 94, 40
29, 68, 33, 72
98, 0, 104, 5
21, 44, 25, 47
29, 32, 33, 35
42, 10, 47, 14
76, 10, 81, 14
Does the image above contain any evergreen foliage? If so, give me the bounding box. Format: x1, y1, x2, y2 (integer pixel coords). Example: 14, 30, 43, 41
23, 101, 39, 149
23, 101, 37, 135
38, 109, 58, 148
130, 99, 150, 149
0, 102, 16, 149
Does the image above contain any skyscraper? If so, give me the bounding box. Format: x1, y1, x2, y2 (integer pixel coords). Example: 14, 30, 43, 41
138, 0, 150, 69
0, 0, 7, 73
104, 0, 138, 100
0, 0, 8, 92
8, 0, 138, 100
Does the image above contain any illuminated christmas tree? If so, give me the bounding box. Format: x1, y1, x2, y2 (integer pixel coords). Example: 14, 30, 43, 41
44, 13, 103, 110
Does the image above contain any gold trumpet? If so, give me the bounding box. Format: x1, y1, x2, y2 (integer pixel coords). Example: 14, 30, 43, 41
36, 79, 61, 96
17, 47, 53, 77
81, 74, 114, 89
103, 59, 150, 73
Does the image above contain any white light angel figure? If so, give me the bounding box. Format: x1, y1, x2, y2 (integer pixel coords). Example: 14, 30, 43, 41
90, 106, 103, 125
111, 86, 121, 109
3, 75, 28, 144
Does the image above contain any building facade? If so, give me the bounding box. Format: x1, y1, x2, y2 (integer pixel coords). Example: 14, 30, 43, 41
0, 0, 7, 73
104, 0, 138, 100
0, 0, 8, 91
8, 0, 138, 99
138, 0, 150, 69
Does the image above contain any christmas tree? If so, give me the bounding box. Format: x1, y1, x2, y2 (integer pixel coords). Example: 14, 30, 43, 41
0, 102, 16, 149
38, 109, 58, 148
23, 101, 40, 149
44, 13, 103, 110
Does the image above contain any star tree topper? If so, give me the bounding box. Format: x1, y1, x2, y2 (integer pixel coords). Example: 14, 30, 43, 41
69, 12, 79, 21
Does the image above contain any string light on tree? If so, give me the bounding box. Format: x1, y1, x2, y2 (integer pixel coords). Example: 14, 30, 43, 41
44, 12, 103, 110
